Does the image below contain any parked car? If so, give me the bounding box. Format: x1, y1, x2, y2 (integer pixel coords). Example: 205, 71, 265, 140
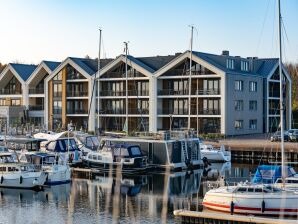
288, 129, 298, 142
270, 131, 289, 142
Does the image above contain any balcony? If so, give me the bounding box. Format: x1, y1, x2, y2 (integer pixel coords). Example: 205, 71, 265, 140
128, 108, 149, 114
29, 88, 44, 94
100, 90, 126, 97
158, 108, 221, 115
101, 109, 125, 114
67, 109, 88, 114
67, 91, 88, 97
28, 105, 44, 111
0, 89, 22, 95
158, 89, 188, 95
192, 89, 220, 95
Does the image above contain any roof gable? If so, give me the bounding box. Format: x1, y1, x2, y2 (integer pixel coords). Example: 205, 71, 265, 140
10, 63, 37, 81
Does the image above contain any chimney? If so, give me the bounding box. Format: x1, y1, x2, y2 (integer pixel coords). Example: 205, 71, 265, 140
222, 50, 229, 56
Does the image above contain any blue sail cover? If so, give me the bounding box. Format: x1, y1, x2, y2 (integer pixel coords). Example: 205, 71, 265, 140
252, 165, 296, 184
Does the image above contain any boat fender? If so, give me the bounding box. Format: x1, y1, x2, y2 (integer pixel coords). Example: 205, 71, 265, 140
261, 200, 266, 213
230, 201, 234, 215
19, 176, 23, 184
0, 176, 3, 184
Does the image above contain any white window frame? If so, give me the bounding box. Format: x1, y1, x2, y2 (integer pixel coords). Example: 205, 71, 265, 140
235, 80, 243, 91
234, 120, 243, 130
241, 61, 249, 71
226, 59, 234, 69
235, 100, 244, 111
249, 81, 257, 92
249, 119, 257, 130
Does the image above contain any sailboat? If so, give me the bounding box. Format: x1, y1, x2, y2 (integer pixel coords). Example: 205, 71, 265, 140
202, 0, 298, 216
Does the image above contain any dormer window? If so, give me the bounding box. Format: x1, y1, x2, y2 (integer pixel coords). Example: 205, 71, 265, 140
241, 61, 249, 71
226, 59, 234, 69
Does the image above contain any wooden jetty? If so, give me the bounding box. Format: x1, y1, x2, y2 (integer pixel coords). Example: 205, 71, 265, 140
174, 210, 297, 224
205, 135, 298, 163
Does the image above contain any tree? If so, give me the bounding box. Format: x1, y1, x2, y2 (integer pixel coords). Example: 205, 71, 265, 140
286, 63, 298, 111
0, 62, 6, 73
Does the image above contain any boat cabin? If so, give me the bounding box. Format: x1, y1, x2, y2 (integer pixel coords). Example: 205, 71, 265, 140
6, 138, 46, 152
233, 185, 281, 193
46, 138, 79, 152
100, 144, 143, 161
26, 153, 56, 165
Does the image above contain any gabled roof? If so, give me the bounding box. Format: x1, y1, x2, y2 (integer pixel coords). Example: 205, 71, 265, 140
10, 63, 37, 81
136, 54, 179, 72
127, 55, 155, 73
43, 61, 60, 71
254, 58, 279, 77
69, 57, 113, 76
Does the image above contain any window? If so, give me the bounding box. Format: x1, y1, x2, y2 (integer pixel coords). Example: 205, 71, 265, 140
53, 100, 62, 114
53, 71, 62, 81
241, 61, 249, 71
249, 81, 257, 92
226, 59, 234, 69
53, 83, 62, 97
249, 101, 257, 111
11, 99, 21, 106
234, 80, 243, 91
249, 119, 257, 130
0, 99, 6, 106
130, 147, 142, 156
235, 100, 244, 111
235, 120, 243, 130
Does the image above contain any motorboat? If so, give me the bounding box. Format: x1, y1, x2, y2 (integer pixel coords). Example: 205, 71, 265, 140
25, 153, 71, 185
202, 184, 298, 216
82, 143, 147, 173
0, 152, 47, 189
43, 138, 82, 165
200, 144, 231, 162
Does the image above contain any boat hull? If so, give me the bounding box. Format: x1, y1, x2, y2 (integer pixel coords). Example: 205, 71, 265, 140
0, 172, 47, 189
203, 191, 298, 216
45, 165, 71, 185
201, 150, 231, 162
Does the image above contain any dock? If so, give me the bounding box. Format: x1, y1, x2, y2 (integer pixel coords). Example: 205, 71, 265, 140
205, 134, 298, 163
174, 210, 297, 224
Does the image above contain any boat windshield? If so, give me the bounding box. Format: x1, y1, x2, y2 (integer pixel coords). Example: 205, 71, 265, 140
130, 146, 142, 156
86, 136, 100, 149
0, 155, 15, 163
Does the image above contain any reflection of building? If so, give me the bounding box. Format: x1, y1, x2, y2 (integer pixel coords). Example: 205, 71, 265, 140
0, 50, 292, 134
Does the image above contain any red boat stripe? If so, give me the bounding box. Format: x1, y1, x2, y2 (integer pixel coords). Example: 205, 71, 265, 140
202, 202, 298, 212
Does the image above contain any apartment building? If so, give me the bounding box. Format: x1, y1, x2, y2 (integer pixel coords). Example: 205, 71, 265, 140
0, 50, 291, 135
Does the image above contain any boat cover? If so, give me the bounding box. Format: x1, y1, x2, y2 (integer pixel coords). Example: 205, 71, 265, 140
252, 165, 296, 184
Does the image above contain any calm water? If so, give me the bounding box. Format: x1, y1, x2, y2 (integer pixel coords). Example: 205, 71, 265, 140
0, 163, 257, 224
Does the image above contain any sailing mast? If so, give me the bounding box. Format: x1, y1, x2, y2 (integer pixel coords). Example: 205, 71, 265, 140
277, 0, 286, 185
124, 42, 129, 135
97, 28, 102, 133
188, 25, 194, 130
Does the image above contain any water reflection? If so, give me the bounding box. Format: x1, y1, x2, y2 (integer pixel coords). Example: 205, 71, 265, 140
0, 163, 256, 224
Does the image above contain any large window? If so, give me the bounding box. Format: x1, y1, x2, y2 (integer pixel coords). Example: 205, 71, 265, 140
249, 100, 257, 111
174, 99, 188, 115
203, 79, 220, 94
66, 65, 85, 80
11, 99, 21, 106
0, 99, 5, 106
234, 120, 243, 130
53, 71, 62, 81
137, 81, 149, 96
53, 100, 62, 114
203, 99, 220, 115
53, 83, 62, 97
249, 119, 257, 130
235, 80, 243, 91
235, 100, 244, 111
249, 81, 257, 92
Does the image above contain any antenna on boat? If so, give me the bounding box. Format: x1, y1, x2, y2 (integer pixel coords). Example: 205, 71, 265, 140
97, 28, 102, 134
188, 25, 194, 130
277, 0, 286, 186
124, 41, 129, 135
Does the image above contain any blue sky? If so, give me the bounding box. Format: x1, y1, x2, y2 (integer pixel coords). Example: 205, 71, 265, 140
0, 0, 297, 64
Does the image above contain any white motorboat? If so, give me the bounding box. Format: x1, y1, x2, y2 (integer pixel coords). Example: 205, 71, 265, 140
26, 153, 71, 185
82, 143, 147, 173
202, 184, 298, 216
0, 153, 47, 189
200, 144, 231, 162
